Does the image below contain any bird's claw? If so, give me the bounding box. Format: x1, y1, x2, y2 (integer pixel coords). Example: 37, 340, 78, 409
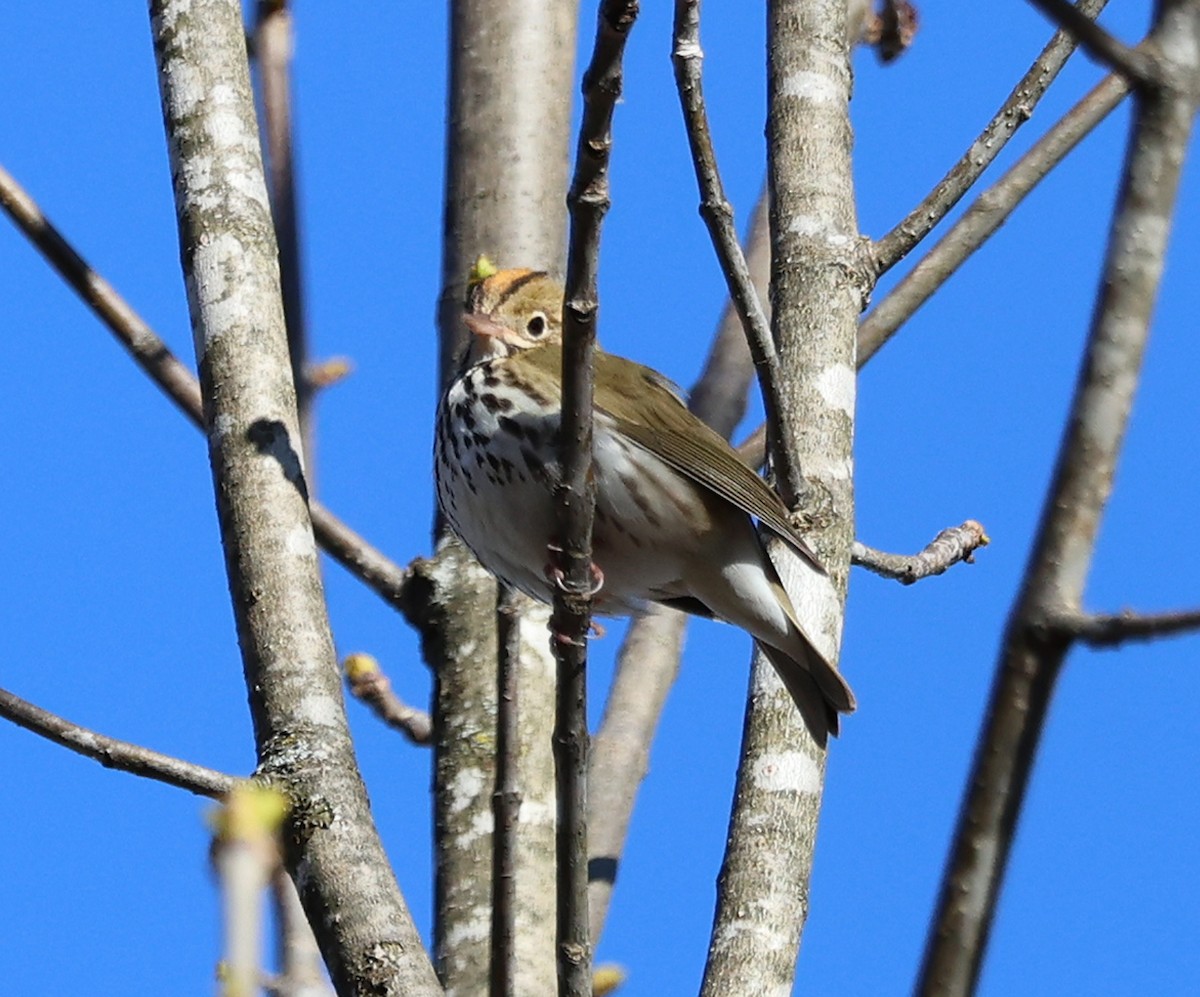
544, 544, 605, 597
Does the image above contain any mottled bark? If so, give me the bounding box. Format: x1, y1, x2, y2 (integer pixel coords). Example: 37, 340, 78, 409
148, 1, 439, 993
701, 0, 866, 991
424, 2, 578, 993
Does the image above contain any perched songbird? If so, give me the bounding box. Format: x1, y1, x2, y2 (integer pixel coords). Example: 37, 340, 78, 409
434, 266, 856, 741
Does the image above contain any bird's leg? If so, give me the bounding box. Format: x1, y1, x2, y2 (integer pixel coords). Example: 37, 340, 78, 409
544, 543, 606, 645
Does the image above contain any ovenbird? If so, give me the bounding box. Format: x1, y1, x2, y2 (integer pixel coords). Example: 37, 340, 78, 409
434, 267, 856, 740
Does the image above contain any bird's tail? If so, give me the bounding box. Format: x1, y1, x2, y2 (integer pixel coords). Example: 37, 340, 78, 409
757, 641, 855, 747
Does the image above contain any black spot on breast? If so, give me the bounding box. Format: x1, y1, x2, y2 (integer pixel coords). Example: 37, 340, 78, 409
498, 416, 525, 441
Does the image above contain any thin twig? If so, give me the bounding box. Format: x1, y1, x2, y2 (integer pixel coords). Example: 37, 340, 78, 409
671, 0, 803, 506
270, 868, 333, 997
588, 191, 767, 947
0, 685, 234, 797
852, 521, 990, 584
1052, 607, 1200, 648
1027, 0, 1158, 85
212, 784, 288, 997
0, 163, 412, 611
491, 587, 523, 997
343, 654, 432, 745
859, 73, 1129, 363
871, 0, 1109, 275
916, 4, 1200, 993
556, 4, 639, 994
252, 0, 312, 464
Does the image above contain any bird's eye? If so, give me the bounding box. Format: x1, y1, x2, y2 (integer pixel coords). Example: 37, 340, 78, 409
526, 313, 548, 338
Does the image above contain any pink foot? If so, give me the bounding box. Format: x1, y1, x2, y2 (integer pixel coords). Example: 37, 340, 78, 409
543, 544, 605, 597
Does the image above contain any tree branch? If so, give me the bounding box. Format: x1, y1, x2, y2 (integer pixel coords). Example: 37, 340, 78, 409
588, 191, 768, 946
671, 0, 803, 505
1026, 0, 1158, 85
0, 685, 234, 797
343, 654, 433, 745
1052, 607, 1200, 648
859, 72, 1129, 363
431, 0, 577, 990
148, 3, 438, 992
916, 4, 1200, 993
491, 586, 523, 997
556, 4, 640, 992
871, 0, 1109, 275
252, 0, 313, 466
852, 521, 990, 584
0, 163, 413, 612
702, 0, 864, 989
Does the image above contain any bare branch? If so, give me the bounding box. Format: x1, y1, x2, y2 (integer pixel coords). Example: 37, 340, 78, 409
853, 521, 990, 584
270, 869, 333, 997
917, 5, 1200, 993
586, 607, 686, 943
343, 654, 432, 745
871, 0, 1109, 275
0, 163, 413, 611
491, 587, 523, 997
252, 0, 312, 464
671, 1, 803, 505
1053, 607, 1200, 647
432, 0, 577, 987
588, 190, 768, 946
212, 784, 287, 997
702, 0, 863, 989
859, 72, 1129, 363
556, 4, 640, 992
148, 3, 438, 991
0, 685, 234, 798
1027, 0, 1158, 85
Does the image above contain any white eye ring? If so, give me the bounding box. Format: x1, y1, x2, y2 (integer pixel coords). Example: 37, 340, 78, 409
526, 313, 548, 338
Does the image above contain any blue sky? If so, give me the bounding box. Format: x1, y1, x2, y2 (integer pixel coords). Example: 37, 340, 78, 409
2, 3, 1197, 995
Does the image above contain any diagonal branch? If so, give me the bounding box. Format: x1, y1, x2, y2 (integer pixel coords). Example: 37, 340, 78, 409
1027, 0, 1158, 84
871, 0, 1109, 275
859, 72, 1129, 363
0, 163, 412, 611
916, 4, 1200, 994
556, 4, 640, 992
0, 685, 234, 797
587, 193, 767, 946
148, 2, 438, 992
671, 0, 803, 506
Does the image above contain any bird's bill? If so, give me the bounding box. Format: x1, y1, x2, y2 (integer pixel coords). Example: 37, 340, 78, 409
463, 311, 525, 358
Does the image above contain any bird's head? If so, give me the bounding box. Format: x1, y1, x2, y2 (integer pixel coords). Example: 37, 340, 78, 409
463, 267, 564, 360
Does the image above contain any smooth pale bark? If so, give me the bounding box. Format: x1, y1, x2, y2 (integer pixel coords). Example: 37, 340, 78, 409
420, 2, 578, 994
148, 1, 439, 993
702, 0, 865, 992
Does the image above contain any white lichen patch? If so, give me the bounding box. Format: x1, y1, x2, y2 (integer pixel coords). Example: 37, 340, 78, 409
447, 766, 488, 815
815, 362, 855, 417
750, 750, 821, 795
290, 690, 344, 729
284, 522, 314, 559
517, 798, 556, 828
209, 413, 236, 445
780, 69, 839, 105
